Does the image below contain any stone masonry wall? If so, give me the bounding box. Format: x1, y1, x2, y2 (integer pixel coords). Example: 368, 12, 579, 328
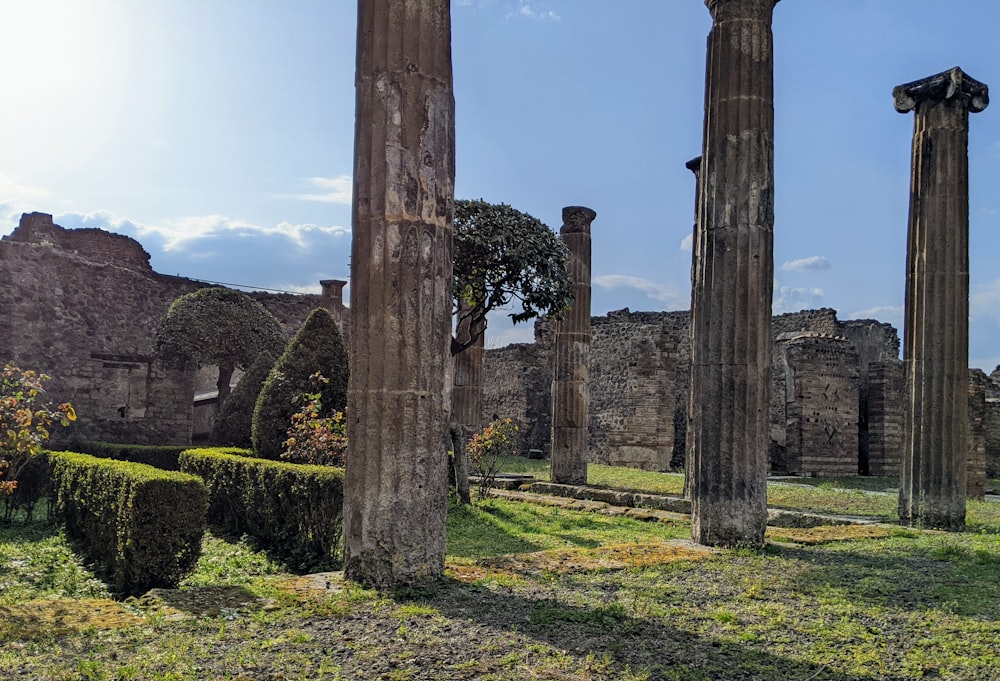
483, 306, 905, 477
1, 214, 331, 446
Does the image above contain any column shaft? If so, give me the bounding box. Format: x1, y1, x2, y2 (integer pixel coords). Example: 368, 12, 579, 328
688, 0, 778, 547
550, 206, 596, 485
895, 67, 988, 531
344, 0, 455, 588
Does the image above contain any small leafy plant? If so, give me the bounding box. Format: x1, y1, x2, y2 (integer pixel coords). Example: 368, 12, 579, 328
1, 363, 76, 497
281, 372, 347, 467
467, 417, 519, 499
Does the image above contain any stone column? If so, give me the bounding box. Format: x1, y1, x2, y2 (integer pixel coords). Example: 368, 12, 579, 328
320, 278, 348, 334
344, 0, 455, 589
550, 206, 596, 485
453, 298, 485, 433
688, 0, 778, 547
894, 67, 988, 531
683, 156, 701, 501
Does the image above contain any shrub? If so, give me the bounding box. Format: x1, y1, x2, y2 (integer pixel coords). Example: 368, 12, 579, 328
70, 441, 189, 471
212, 349, 278, 447
180, 448, 344, 571
468, 418, 520, 499
282, 373, 348, 466
1, 363, 75, 498
252, 308, 348, 460
48, 450, 207, 596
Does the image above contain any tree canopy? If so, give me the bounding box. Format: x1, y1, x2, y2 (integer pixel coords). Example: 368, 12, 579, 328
154, 287, 286, 403
452, 199, 573, 355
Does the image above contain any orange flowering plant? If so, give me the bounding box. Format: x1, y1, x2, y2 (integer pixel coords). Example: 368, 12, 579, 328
281, 372, 348, 467
467, 417, 520, 498
1, 363, 76, 496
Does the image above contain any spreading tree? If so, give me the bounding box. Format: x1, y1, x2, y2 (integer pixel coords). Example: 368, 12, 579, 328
154, 287, 286, 405
450, 199, 573, 502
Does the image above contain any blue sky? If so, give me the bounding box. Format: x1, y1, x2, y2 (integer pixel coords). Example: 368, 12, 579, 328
2, 1, 999, 371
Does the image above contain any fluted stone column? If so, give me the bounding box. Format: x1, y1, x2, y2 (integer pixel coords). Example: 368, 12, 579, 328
550, 206, 596, 485
688, 0, 778, 547
894, 67, 988, 532
453, 298, 485, 434
683, 156, 701, 501
344, 0, 455, 589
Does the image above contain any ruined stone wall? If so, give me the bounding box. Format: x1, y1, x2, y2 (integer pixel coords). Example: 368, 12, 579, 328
483, 305, 907, 477
968, 369, 988, 497
589, 309, 690, 469
866, 361, 905, 476
778, 335, 860, 476
986, 399, 1000, 479
1, 214, 331, 446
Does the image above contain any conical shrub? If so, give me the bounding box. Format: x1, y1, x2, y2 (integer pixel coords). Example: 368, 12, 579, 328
211, 348, 278, 447
252, 308, 349, 460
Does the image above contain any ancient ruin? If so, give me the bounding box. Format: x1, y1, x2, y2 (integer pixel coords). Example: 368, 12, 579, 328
687, 0, 779, 547
342, 0, 456, 588
894, 67, 989, 530
0, 213, 337, 446
550, 206, 596, 485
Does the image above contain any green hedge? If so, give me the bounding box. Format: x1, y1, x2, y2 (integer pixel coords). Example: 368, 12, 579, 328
48, 451, 208, 596
70, 441, 189, 471
179, 448, 343, 571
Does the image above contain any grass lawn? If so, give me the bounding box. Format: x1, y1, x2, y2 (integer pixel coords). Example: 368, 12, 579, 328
1, 464, 998, 680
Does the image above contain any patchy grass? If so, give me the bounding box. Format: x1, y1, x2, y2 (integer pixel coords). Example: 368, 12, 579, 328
2, 476, 999, 680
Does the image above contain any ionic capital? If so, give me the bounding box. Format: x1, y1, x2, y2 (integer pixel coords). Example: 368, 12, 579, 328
893, 67, 989, 114
561, 206, 597, 234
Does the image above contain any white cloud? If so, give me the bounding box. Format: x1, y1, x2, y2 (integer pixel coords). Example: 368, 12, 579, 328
56, 209, 349, 252
0, 174, 54, 233
594, 274, 687, 309
772, 285, 824, 314
971, 277, 1000, 323
848, 305, 903, 326
781, 255, 831, 272
508, 1, 560, 21
287, 175, 353, 205
680, 233, 694, 253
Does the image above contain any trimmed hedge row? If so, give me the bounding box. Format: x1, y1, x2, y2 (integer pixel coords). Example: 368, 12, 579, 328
69, 441, 189, 471
48, 451, 208, 596
179, 448, 343, 570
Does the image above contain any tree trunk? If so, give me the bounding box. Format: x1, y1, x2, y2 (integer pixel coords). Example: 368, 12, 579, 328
217, 361, 234, 407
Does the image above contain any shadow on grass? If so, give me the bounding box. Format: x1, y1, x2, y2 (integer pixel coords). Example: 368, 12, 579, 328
772, 540, 1000, 619
446, 503, 544, 559
416, 577, 871, 681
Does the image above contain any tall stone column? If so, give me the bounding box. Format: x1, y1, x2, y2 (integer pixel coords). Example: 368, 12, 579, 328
453, 298, 485, 434
688, 0, 778, 547
550, 206, 596, 485
344, 0, 455, 589
894, 67, 988, 531
683, 156, 701, 501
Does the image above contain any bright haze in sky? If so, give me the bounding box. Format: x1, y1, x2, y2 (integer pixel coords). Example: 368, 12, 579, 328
2, 1, 999, 371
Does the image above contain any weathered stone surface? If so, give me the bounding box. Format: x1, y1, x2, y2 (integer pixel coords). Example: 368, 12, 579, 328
550, 206, 596, 485
0, 214, 331, 446
688, 0, 779, 547
453, 297, 485, 433
343, 0, 455, 589
968, 369, 988, 499
896, 67, 988, 531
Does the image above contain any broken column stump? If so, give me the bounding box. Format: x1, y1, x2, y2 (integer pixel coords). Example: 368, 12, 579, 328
688, 0, 779, 547
894, 67, 989, 531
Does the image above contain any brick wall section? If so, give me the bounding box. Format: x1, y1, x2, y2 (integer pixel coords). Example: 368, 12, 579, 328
1, 214, 330, 446
866, 361, 905, 476
778, 335, 860, 476
968, 369, 988, 497
986, 399, 1000, 479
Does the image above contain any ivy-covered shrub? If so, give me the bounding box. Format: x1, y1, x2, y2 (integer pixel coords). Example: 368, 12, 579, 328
70, 441, 189, 471
180, 448, 343, 571
48, 451, 207, 596
252, 308, 348, 460
212, 349, 278, 447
